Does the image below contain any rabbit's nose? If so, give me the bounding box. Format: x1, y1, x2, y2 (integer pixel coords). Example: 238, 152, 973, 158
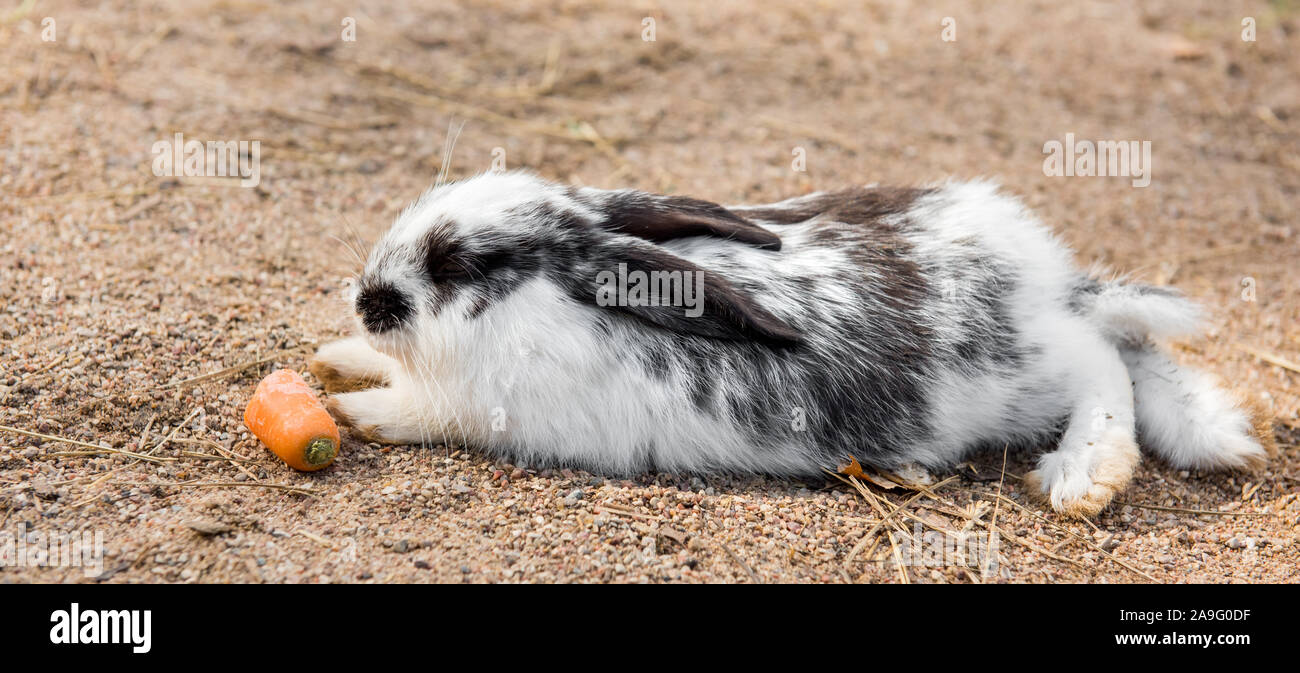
356, 281, 412, 333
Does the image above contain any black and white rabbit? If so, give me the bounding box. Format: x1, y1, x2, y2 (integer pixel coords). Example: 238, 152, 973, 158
310, 171, 1274, 517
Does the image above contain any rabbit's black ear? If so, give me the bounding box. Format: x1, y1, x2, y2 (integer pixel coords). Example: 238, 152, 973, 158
587, 189, 782, 251
575, 240, 800, 347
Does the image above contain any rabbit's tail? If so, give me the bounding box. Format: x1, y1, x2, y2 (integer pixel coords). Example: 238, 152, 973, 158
1071, 276, 1274, 470
1069, 277, 1202, 343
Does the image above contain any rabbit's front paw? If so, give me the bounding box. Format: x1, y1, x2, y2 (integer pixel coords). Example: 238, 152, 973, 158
1024, 429, 1139, 519
308, 336, 395, 393
325, 388, 429, 446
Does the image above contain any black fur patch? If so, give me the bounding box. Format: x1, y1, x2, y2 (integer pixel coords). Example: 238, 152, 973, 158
638, 186, 939, 467
595, 191, 782, 250
568, 239, 801, 347
417, 217, 545, 320
734, 186, 935, 225
952, 268, 1022, 366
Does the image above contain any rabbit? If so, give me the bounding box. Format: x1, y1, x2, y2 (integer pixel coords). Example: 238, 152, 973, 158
310, 170, 1274, 518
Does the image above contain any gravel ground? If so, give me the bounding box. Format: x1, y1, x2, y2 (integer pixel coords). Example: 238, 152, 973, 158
1, 0, 1297, 583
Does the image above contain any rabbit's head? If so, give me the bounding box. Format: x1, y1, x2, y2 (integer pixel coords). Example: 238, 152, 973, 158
353, 171, 800, 353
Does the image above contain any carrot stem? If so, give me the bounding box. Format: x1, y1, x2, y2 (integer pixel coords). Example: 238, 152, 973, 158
304, 437, 337, 467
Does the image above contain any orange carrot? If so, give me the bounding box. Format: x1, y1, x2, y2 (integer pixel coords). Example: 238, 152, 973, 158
243, 369, 340, 471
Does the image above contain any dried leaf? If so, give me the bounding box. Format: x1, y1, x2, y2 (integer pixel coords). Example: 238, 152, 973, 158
838, 457, 901, 490
838, 456, 867, 478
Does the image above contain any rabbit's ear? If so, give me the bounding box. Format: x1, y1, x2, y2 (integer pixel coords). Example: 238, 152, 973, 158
585, 189, 782, 251
577, 240, 800, 347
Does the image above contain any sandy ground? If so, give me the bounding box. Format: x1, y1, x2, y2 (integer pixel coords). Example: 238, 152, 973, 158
1, 0, 1297, 583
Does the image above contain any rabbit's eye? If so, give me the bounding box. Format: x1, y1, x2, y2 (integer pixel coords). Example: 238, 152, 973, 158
431, 260, 470, 279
